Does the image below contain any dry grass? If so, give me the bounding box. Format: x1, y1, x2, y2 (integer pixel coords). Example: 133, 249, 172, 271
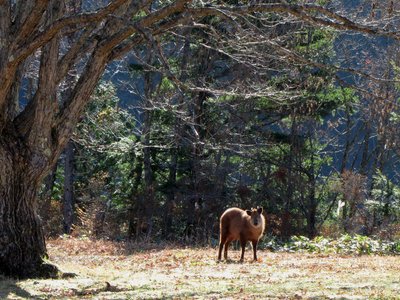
1, 237, 399, 299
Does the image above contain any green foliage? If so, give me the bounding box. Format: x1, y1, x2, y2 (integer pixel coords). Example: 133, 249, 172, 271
314, 86, 359, 115
367, 170, 400, 219
389, 111, 400, 123
132, 9, 148, 22
159, 77, 175, 93
38, 0, 400, 244
371, 170, 400, 202
316, 0, 331, 5
73, 81, 140, 208
267, 234, 400, 255
295, 27, 336, 65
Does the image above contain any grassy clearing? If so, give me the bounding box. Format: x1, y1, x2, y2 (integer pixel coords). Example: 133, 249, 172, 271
1, 238, 399, 299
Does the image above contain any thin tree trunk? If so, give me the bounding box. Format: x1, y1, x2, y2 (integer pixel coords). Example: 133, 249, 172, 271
307, 179, 317, 238
142, 115, 154, 238
307, 135, 317, 239
283, 112, 298, 237
163, 149, 177, 238
185, 45, 211, 240
62, 140, 75, 234
61, 0, 80, 236
163, 25, 191, 239
39, 163, 58, 236
128, 154, 143, 239
141, 46, 155, 239
360, 121, 371, 177
340, 103, 354, 221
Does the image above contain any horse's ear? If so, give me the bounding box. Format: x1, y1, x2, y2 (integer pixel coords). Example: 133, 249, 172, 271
246, 210, 252, 216
257, 207, 263, 214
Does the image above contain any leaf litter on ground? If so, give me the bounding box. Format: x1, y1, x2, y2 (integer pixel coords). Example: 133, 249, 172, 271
0, 237, 399, 299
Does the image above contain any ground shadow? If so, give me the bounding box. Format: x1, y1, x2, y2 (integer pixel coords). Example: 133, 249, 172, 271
0, 276, 131, 299
0, 277, 40, 300
217, 258, 243, 264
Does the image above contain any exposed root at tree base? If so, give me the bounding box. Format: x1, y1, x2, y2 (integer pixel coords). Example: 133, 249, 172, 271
60, 271, 78, 279
31, 262, 60, 279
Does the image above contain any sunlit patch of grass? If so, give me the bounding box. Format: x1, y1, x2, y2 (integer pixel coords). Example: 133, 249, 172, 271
1, 238, 399, 299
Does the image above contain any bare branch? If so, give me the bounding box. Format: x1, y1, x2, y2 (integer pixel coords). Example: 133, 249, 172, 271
56, 24, 98, 84
188, 3, 398, 39
12, 0, 50, 47
10, 0, 130, 65
0, 0, 130, 130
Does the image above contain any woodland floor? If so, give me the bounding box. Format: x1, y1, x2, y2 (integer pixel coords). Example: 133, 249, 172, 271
0, 238, 399, 299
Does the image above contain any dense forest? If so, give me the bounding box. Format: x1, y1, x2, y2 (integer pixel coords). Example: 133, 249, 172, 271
43, 0, 399, 243
0, 0, 399, 278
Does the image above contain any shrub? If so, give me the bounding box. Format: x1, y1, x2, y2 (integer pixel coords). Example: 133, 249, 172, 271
262, 234, 400, 255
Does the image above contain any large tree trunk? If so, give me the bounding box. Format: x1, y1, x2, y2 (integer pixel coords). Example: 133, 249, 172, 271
0, 134, 57, 278
0, 0, 202, 279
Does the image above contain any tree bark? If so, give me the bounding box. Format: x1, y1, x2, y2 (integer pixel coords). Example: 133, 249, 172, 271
0, 132, 57, 278
62, 140, 75, 234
